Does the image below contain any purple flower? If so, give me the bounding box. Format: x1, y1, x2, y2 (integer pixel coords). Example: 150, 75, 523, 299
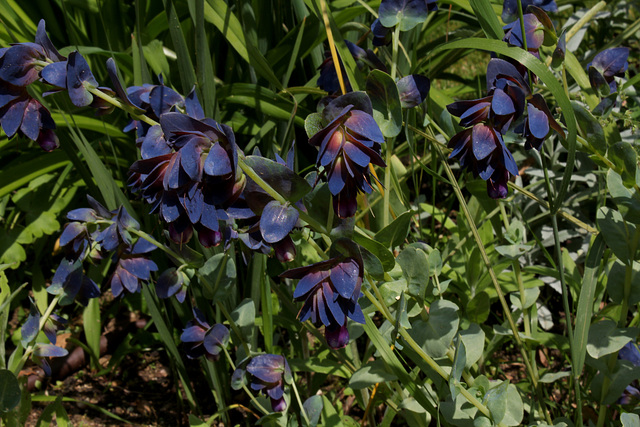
618, 342, 640, 405
109, 238, 158, 297
129, 112, 244, 246
156, 268, 189, 302
588, 47, 629, 96
317, 41, 366, 93
446, 58, 563, 198
180, 309, 230, 360
371, 19, 392, 46
235, 354, 291, 412
0, 21, 68, 150
448, 124, 519, 199
280, 240, 365, 349
48, 258, 101, 306
310, 94, 386, 218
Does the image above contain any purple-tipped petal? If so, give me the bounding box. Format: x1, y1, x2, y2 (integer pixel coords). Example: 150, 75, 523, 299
259, 200, 299, 244
472, 124, 497, 160
397, 74, 430, 108
41, 61, 68, 89
330, 259, 359, 299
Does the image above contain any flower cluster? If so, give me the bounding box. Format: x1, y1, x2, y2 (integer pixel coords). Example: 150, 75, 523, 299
446, 12, 563, 198
129, 110, 245, 246
0, 20, 63, 151
280, 240, 365, 349
233, 354, 291, 412
309, 93, 385, 218
57, 196, 157, 299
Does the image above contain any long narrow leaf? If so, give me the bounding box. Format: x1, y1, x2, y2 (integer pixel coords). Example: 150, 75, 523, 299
572, 234, 605, 376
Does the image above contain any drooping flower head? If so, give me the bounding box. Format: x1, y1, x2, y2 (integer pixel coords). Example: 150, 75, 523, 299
0, 20, 64, 150
280, 239, 365, 349
129, 110, 245, 246
233, 354, 292, 412
180, 308, 230, 360
309, 92, 385, 218
238, 145, 312, 262
588, 47, 630, 96
446, 58, 563, 198
109, 238, 158, 297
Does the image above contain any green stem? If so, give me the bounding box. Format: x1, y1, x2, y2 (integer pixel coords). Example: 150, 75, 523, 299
619, 228, 640, 327
390, 25, 401, 81
515, 0, 532, 89
436, 147, 539, 389
89, 87, 158, 127
565, 1, 607, 43
290, 378, 312, 426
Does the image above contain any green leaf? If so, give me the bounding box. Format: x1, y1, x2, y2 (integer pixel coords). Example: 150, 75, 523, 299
305, 112, 324, 138
218, 83, 306, 126
427, 249, 443, 277
302, 395, 323, 427
586, 319, 639, 359
608, 168, 640, 224
362, 317, 437, 413
467, 291, 490, 324
191, 0, 218, 119
449, 335, 466, 398
596, 207, 636, 265
203, 0, 283, 90
396, 246, 430, 300
231, 299, 256, 345
163, 0, 196, 94
353, 232, 395, 272
501, 384, 524, 426
374, 210, 414, 249
244, 156, 312, 204
609, 260, 640, 307
360, 247, 385, 281
0, 369, 20, 413
573, 234, 606, 375
621, 413, 640, 427
433, 38, 577, 213
141, 286, 196, 408
349, 359, 398, 389
572, 101, 606, 155
485, 380, 508, 424
539, 371, 571, 383
608, 142, 638, 188
468, 0, 503, 40
409, 299, 459, 358
459, 323, 485, 369
366, 70, 403, 138
509, 288, 540, 310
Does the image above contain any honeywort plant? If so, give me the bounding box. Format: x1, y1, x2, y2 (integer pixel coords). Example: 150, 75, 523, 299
0, 0, 638, 425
